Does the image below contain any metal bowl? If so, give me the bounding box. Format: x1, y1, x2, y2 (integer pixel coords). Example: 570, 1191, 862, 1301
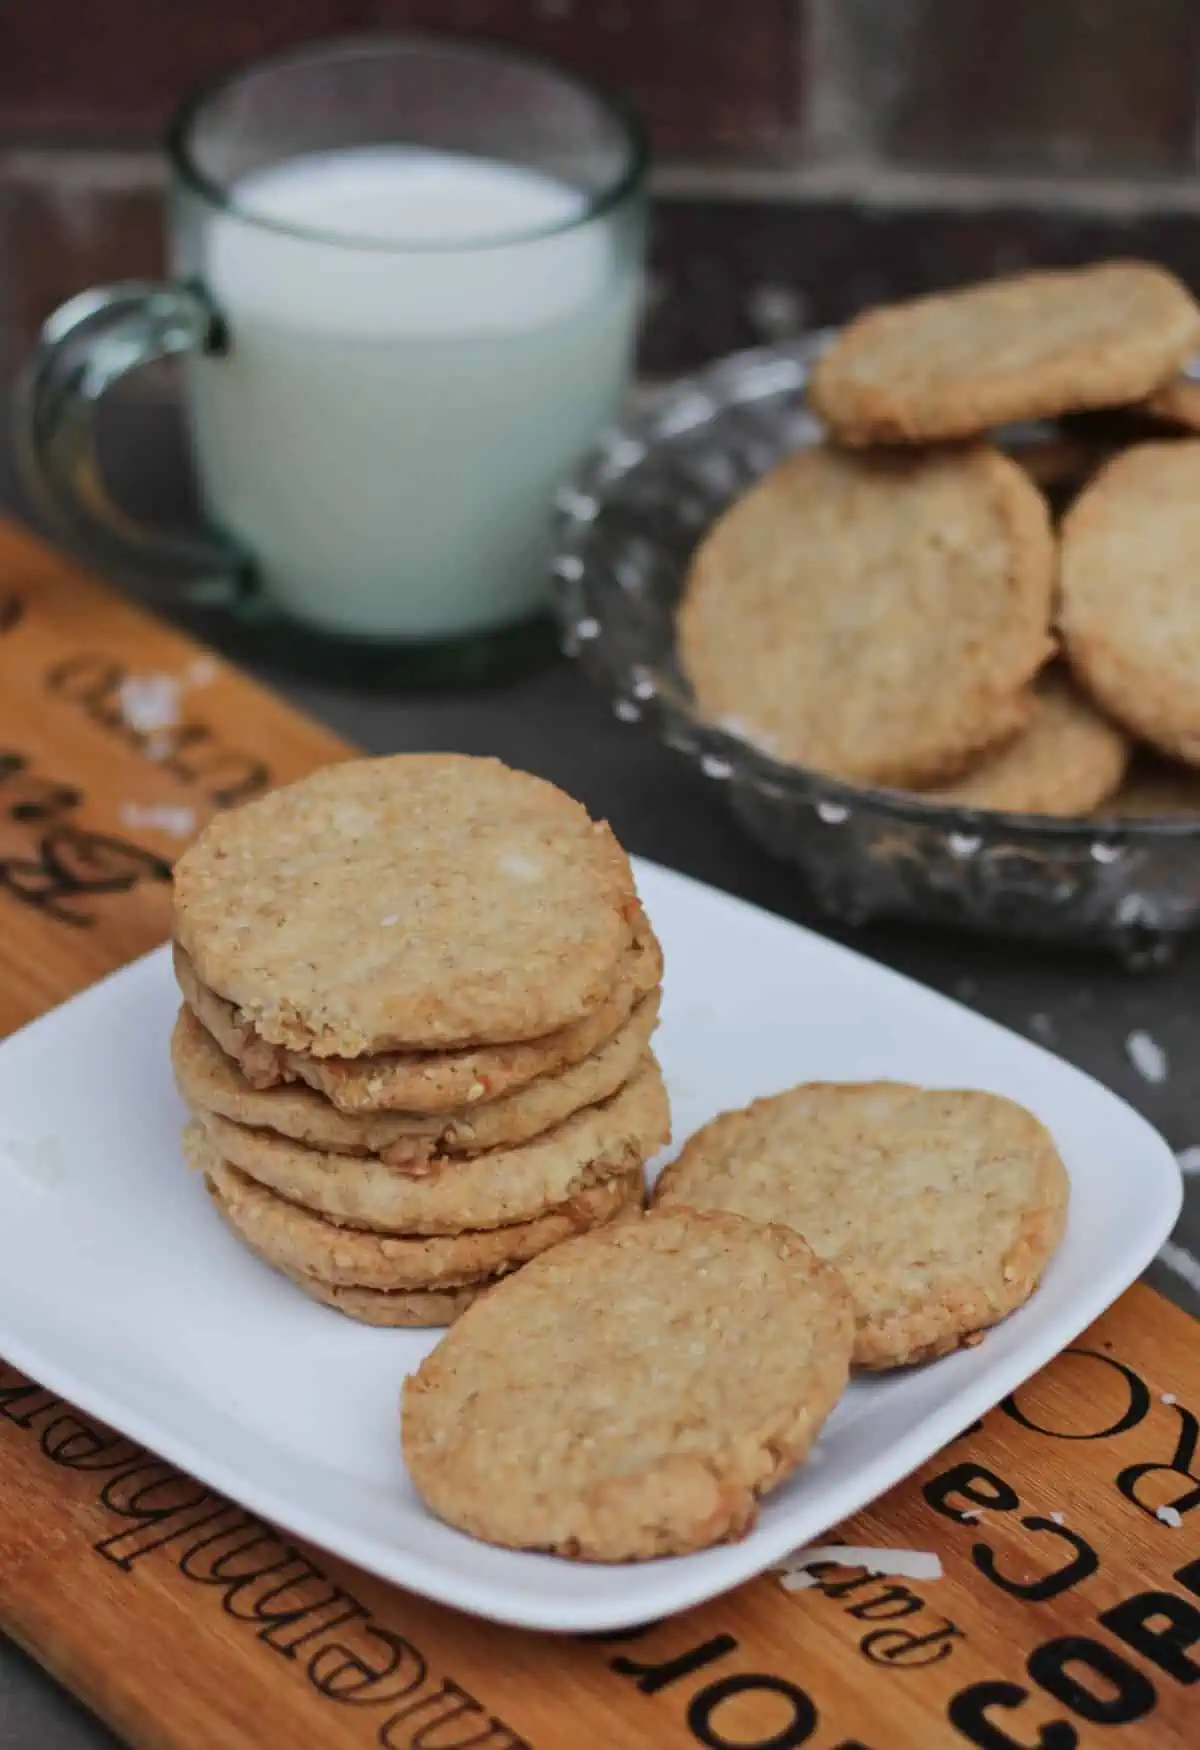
550, 333, 1200, 966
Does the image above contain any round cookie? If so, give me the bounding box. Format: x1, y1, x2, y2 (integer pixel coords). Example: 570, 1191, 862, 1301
653, 1082, 1069, 1370
402, 1208, 854, 1560
173, 912, 662, 1111
915, 670, 1130, 815
245, 1246, 493, 1327
172, 754, 639, 1056
678, 443, 1055, 787
811, 263, 1200, 445
1061, 441, 1200, 765
200, 1146, 646, 1289
187, 1057, 670, 1234
172, 991, 659, 1165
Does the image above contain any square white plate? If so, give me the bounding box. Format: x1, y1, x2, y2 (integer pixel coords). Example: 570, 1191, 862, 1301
0, 860, 1181, 1632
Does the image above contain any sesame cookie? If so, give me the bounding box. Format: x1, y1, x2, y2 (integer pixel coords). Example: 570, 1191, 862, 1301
402, 1208, 853, 1560
811, 263, 1200, 445
1061, 441, 1200, 765
916, 670, 1130, 815
172, 755, 639, 1056
252, 1250, 492, 1327
173, 910, 662, 1111
653, 1083, 1069, 1370
200, 1145, 645, 1289
172, 992, 659, 1166
188, 1057, 670, 1235
678, 443, 1055, 787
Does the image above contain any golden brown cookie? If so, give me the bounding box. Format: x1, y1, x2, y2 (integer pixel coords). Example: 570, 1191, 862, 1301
173, 909, 662, 1111
255, 1250, 492, 1326
402, 1208, 853, 1560
201, 1147, 645, 1289
915, 670, 1130, 815
1061, 441, 1200, 765
172, 754, 639, 1056
187, 1057, 670, 1234
172, 992, 659, 1165
678, 443, 1055, 787
653, 1082, 1069, 1370
811, 263, 1200, 445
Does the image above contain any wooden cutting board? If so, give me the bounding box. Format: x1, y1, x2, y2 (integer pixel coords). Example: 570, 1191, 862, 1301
0, 519, 1196, 1750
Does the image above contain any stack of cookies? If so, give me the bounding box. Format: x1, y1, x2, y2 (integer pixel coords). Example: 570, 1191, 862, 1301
171, 754, 669, 1326
678, 260, 1200, 819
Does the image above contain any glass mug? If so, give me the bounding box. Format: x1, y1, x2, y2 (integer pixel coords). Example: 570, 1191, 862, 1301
18, 36, 648, 684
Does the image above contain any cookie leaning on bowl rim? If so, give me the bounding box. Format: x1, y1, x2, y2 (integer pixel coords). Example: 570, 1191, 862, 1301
652, 1081, 1069, 1369
186, 1056, 670, 1235
401, 1207, 854, 1560
810, 262, 1200, 445
1060, 441, 1200, 767
171, 906, 662, 1114
172, 754, 641, 1058
171, 991, 660, 1166
677, 442, 1056, 789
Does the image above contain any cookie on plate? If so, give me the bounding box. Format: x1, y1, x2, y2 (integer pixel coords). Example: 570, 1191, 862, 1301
811, 263, 1200, 445
1061, 441, 1200, 766
187, 1057, 670, 1234
402, 1208, 854, 1560
653, 1082, 1069, 1370
677, 443, 1055, 788
173, 754, 639, 1057
173, 910, 662, 1112
172, 992, 659, 1164
202, 1148, 645, 1291
1140, 372, 1200, 432
916, 669, 1130, 815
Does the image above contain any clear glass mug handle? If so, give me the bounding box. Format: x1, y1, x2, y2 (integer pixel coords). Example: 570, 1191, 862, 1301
15, 281, 251, 605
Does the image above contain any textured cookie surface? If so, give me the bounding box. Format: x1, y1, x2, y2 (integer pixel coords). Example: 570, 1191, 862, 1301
402, 1208, 853, 1560
172, 993, 658, 1163
188, 1058, 670, 1234
811, 263, 1200, 445
653, 1082, 1069, 1369
200, 1143, 645, 1289
227, 1233, 493, 1327
916, 670, 1130, 815
174, 915, 661, 1112
1061, 441, 1200, 765
172, 754, 638, 1055
678, 443, 1055, 786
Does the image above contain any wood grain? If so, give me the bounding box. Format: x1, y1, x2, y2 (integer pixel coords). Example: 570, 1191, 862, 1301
0, 518, 1196, 1750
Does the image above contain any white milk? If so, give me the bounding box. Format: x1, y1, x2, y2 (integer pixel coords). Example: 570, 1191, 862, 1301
185, 148, 638, 639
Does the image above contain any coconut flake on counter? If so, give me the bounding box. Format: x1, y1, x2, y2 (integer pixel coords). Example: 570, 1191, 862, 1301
776, 1544, 943, 1590
119, 803, 197, 839
1126, 1030, 1169, 1084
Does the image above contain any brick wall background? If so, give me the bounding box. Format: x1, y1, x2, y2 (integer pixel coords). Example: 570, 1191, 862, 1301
4, 0, 1200, 377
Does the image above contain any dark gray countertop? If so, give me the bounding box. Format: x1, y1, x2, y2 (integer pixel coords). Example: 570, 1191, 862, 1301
2, 410, 1199, 1749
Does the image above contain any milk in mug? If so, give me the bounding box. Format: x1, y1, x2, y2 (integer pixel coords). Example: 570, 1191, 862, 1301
183, 147, 640, 639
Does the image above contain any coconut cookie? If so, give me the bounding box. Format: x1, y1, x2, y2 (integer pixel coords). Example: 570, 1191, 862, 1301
188, 1058, 669, 1235
1061, 441, 1200, 766
201, 1148, 645, 1291
653, 1082, 1069, 1370
915, 670, 1130, 815
402, 1208, 853, 1560
172, 993, 659, 1164
173, 754, 639, 1056
678, 443, 1055, 787
1141, 372, 1200, 432
173, 912, 662, 1112
811, 263, 1200, 446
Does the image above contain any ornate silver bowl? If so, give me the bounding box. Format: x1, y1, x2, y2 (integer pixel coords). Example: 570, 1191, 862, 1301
551, 334, 1200, 966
